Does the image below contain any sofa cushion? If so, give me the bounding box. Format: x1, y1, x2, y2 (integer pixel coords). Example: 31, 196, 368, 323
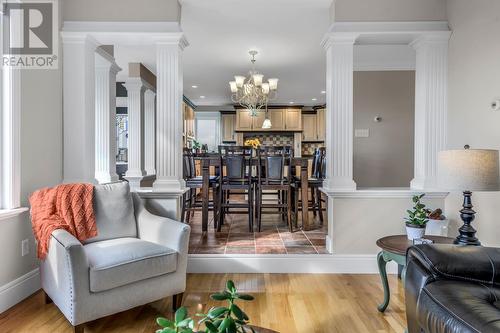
84, 238, 177, 292
83, 182, 137, 244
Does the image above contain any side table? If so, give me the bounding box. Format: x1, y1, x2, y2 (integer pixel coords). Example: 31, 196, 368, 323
376, 235, 454, 312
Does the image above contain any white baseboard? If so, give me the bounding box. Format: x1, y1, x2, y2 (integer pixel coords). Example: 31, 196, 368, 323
0, 268, 41, 313
188, 254, 398, 274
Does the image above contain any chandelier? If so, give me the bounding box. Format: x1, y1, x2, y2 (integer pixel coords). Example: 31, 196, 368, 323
229, 50, 278, 127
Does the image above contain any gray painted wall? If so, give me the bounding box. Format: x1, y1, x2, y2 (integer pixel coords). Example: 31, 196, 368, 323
63, 0, 181, 22
353, 71, 415, 188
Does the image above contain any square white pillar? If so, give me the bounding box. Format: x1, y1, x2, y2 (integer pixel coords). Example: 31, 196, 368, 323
94, 49, 121, 184
124, 77, 147, 188
322, 33, 358, 191
153, 36, 188, 192
144, 89, 156, 176
61, 33, 99, 183
410, 32, 451, 190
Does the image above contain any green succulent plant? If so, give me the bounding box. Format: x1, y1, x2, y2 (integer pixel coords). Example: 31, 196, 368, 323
157, 280, 255, 333
405, 194, 430, 227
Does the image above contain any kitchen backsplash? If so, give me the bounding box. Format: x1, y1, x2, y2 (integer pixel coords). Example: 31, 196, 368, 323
243, 133, 294, 147
302, 142, 325, 156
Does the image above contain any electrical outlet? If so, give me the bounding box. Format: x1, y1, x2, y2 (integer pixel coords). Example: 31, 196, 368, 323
21, 239, 29, 256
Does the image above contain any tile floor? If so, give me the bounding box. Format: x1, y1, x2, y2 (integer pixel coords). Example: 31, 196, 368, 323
187, 196, 328, 254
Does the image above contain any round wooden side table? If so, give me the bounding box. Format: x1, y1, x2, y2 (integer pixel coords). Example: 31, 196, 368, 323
375, 235, 454, 312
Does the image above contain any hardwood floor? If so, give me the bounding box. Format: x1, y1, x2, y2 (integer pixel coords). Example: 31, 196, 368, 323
0, 273, 406, 333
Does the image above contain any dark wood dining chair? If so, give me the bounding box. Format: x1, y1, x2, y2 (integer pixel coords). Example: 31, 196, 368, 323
291, 147, 326, 226
218, 145, 254, 232
180, 149, 220, 227
255, 146, 294, 232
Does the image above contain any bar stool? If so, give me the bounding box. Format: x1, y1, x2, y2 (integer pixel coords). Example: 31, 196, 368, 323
255, 146, 294, 232
218, 145, 254, 232
180, 149, 219, 227
291, 147, 326, 226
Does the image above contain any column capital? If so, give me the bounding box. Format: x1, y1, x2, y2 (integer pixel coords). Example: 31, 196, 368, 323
153, 33, 189, 50
95, 48, 122, 74
123, 77, 148, 92
144, 89, 156, 98
410, 31, 451, 50
321, 32, 359, 50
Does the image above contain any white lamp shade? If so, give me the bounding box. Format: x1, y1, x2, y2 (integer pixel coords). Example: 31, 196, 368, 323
438, 149, 500, 191
262, 118, 272, 129
268, 78, 278, 90
234, 76, 245, 88
262, 83, 270, 94
229, 81, 238, 93
253, 74, 264, 86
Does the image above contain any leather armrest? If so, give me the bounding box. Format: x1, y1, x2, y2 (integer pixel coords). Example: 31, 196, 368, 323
407, 244, 500, 286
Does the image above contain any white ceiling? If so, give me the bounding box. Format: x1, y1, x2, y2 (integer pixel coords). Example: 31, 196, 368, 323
113, 0, 418, 108
181, 0, 332, 107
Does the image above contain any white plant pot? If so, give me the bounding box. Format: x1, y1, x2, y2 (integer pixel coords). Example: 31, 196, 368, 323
406, 225, 426, 240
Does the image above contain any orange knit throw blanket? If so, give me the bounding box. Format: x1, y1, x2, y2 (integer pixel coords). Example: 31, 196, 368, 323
29, 183, 97, 259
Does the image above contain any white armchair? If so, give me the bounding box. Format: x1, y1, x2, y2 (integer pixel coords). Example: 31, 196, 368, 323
40, 182, 190, 333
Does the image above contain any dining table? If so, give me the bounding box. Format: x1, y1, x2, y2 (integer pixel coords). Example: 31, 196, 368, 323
194, 153, 311, 232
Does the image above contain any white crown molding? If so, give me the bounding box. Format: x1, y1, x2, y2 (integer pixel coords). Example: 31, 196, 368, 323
188, 254, 398, 274
62, 21, 188, 47
0, 268, 40, 313
329, 21, 450, 34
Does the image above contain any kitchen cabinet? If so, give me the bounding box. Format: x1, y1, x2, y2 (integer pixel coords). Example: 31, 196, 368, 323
221, 113, 236, 141
284, 108, 302, 130
316, 108, 326, 141
302, 114, 317, 141
268, 109, 284, 130
252, 110, 266, 129
236, 109, 253, 130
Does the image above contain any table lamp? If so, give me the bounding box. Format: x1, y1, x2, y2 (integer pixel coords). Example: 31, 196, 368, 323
438, 147, 500, 245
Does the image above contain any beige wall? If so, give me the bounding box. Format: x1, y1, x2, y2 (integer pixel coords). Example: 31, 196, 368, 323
353, 71, 415, 188
445, 0, 500, 247
334, 0, 447, 22
0, 2, 63, 287
63, 0, 181, 22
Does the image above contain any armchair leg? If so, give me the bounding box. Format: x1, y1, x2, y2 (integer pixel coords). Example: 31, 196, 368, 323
173, 292, 184, 312
74, 324, 84, 333
43, 290, 53, 304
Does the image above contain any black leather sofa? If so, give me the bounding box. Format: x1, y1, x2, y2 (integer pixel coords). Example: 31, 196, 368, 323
405, 244, 500, 333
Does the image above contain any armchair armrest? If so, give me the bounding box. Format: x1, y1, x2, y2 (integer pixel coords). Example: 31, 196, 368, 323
407, 244, 500, 286
132, 193, 191, 255
41, 229, 90, 325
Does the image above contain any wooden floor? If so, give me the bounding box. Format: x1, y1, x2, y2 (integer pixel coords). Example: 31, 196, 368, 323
0, 273, 406, 333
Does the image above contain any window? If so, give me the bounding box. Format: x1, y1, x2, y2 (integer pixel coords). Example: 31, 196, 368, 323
0, 9, 21, 211
194, 112, 221, 152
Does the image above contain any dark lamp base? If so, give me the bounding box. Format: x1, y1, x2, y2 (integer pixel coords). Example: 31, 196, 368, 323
454, 190, 481, 246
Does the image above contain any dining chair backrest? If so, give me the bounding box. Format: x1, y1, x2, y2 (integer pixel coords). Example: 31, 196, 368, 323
315, 147, 326, 179
182, 148, 196, 179
218, 145, 253, 181
257, 146, 293, 185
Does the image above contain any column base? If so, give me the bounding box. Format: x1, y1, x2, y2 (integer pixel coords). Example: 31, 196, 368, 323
323, 177, 357, 192
136, 188, 188, 220
95, 172, 119, 184
410, 177, 438, 190
153, 178, 186, 192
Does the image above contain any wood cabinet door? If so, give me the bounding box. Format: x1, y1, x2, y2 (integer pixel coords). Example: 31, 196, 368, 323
285, 108, 302, 130
316, 108, 326, 141
268, 109, 284, 130
221, 114, 236, 141
252, 110, 266, 129
236, 110, 253, 130
302, 114, 317, 141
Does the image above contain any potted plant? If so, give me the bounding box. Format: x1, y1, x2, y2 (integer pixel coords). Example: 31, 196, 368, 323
192, 139, 201, 154
156, 280, 274, 333
404, 194, 429, 240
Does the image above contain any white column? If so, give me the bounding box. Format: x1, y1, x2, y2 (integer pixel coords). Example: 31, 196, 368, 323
144, 89, 156, 176
94, 50, 121, 184
410, 32, 450, 190
322, 33, 358, 191
153, 36, 188, 192
124, 78, 146, 188
61, 33, 98, 183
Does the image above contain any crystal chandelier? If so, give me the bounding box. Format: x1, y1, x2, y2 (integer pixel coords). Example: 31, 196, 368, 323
229, 50, 278, 123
